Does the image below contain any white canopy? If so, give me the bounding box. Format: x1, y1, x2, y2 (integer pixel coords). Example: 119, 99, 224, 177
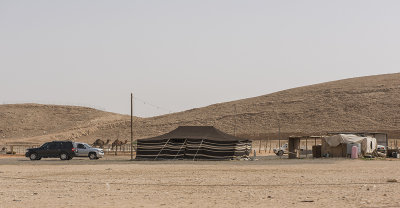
324, 134, 377, 155
324, 134, 366, 147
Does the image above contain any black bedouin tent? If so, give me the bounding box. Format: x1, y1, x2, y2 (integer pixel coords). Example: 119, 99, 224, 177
136, 126, 252, 160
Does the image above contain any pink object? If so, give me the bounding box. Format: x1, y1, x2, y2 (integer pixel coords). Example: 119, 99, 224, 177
351, 146, 358, 159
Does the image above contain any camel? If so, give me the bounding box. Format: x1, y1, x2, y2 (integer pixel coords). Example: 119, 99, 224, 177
111, 139, 128, 151
92, 139, 110, 148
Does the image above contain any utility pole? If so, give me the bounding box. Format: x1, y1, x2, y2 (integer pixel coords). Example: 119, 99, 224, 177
276, 109, 281, 157
130, 93, 134, 161
278, 120, 281, 149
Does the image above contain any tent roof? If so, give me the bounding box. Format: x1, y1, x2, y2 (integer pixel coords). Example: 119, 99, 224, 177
139, 126, 248, 141
324, 134, 375, 147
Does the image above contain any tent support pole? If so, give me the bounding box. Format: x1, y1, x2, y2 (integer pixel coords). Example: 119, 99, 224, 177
154, 138, 170, 161
130, 92, 134, 161
193, 139, 204, 161
173, 139, 187, 160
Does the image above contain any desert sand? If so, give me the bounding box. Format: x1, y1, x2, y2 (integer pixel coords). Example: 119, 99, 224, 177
1, 156, 399, 208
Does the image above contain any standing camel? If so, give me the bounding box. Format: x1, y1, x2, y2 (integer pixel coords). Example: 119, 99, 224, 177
92, 139, 111, 148
111, 139, 128, 151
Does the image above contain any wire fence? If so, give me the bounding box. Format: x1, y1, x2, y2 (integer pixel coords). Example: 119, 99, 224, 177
0, 144, 40, 155
0, 143, 136, 156
2, 139, 398, 157
101, 144, 136, 156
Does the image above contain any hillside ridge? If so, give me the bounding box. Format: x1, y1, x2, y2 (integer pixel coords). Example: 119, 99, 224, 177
1, 73, 400, 144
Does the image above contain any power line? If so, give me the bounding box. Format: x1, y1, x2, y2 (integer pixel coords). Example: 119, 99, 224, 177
133, 96, 174, 114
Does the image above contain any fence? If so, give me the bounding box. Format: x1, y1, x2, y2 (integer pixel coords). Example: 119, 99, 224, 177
0, 143, 136, 156
3, 139, 398, 157
0, 143, 41, 155
101, 144, 136, 156
251, 138, 323, 156
388, 139, 400, 149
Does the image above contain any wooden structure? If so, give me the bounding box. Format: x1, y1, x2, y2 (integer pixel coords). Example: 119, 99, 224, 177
288, 137, 300, 159
321, 139, 347, 157
312, 145, 322, 158
288, 136, 323, 159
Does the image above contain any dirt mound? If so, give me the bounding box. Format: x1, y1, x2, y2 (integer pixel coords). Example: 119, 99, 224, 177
2, 73, 400, 144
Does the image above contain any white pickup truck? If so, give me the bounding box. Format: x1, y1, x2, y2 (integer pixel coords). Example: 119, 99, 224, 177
75, 142, 104, 160
273, 143, 288, 156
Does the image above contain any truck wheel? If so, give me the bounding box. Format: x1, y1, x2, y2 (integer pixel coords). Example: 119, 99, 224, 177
60, 153, 69, 160
277, 150, 284, 156
30, 153, 38, 160
89, 152, 97, 160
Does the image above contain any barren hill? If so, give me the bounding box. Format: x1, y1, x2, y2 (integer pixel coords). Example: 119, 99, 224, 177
1, 73, 400, 145
0, 104, 136, 144
136, 73, 400, 139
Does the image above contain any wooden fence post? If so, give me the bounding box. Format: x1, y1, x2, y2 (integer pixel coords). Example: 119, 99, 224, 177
269, 138, 272, 153
264, 139, 268, 153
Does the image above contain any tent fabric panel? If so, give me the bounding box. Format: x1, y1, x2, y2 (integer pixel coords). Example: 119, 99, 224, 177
136, 139, 251, 160
140, 126, 247, 141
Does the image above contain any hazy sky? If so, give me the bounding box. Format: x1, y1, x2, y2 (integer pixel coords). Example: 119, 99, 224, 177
1, 1, 399, 117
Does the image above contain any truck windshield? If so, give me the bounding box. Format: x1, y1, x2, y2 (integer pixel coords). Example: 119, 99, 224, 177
84, 144, 92, 148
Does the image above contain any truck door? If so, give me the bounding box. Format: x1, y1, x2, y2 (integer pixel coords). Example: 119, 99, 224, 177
76, 143, 88, 156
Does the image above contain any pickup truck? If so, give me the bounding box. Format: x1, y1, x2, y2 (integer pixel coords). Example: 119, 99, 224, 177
75, 142, 104, 160
273, 143, 288, 156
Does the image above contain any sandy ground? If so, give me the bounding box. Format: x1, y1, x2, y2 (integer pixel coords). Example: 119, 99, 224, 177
0, 156, 400, 208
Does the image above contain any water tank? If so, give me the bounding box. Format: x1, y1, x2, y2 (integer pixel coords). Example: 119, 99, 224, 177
347, 143, 361, 156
